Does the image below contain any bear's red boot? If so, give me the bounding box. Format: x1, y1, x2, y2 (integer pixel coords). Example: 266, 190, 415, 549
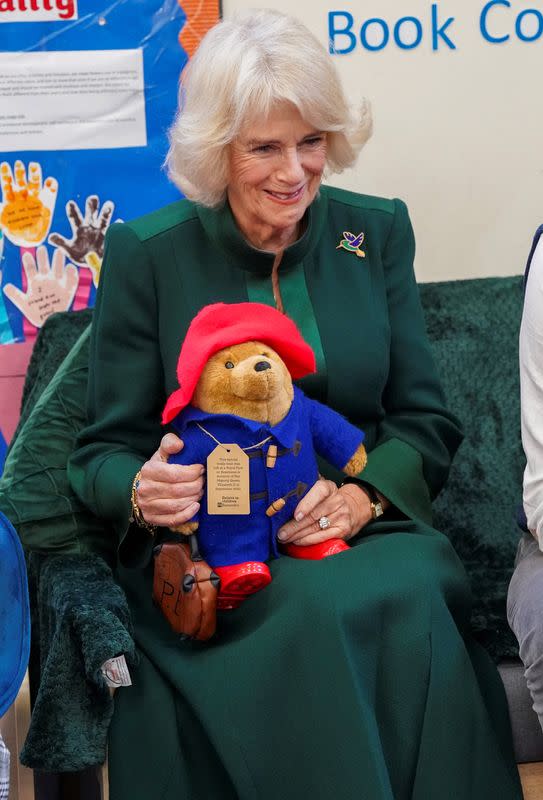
281, 539, 350, 560
215, 562, 272, 610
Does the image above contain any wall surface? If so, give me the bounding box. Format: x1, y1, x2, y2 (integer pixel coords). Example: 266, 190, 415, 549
222, 0, 542, 281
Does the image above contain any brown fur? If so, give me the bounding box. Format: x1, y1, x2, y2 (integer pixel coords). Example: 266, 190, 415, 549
192, 341, 294, 426
343, 443, 368, 475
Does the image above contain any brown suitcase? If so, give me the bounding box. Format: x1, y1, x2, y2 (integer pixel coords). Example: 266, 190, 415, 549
152, 535, 219, 641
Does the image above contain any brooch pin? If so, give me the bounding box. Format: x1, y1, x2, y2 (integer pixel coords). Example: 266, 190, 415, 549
336, 231, 365, 258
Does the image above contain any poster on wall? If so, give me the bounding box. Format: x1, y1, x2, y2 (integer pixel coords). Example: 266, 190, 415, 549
0, 0, 221, 468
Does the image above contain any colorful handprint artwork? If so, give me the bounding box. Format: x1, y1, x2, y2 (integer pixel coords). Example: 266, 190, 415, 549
0, 161, 58, 248
0, 0, 220, 342
49, 195, 115, 309
49, 195, 113, 267
2, 246, 78, 329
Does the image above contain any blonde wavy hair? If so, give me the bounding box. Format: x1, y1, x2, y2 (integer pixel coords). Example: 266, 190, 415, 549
166, 10, 373, 207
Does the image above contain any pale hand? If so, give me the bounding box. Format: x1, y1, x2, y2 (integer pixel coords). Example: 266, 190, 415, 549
277, 478, 374, 546
3, 246, 78, 328
0, 161, 58, 247
136, 434, 205, 529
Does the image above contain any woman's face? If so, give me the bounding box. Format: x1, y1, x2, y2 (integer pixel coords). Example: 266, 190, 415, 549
227, 103, 327, 250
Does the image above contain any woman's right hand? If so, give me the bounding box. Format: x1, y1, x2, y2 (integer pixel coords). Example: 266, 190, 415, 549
136, 433, 204, 529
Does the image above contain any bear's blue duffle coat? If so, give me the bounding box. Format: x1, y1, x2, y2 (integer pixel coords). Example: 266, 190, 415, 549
169, 387, 365, 566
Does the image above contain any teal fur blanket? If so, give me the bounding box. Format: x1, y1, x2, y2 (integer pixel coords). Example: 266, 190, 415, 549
21, 553, 135, 771
421, 276, 524, 660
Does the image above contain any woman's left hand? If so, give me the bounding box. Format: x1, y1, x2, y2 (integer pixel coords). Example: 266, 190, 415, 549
277, 479, 373, 546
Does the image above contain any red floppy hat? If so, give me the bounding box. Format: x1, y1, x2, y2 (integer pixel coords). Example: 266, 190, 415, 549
162, 302, 316, 423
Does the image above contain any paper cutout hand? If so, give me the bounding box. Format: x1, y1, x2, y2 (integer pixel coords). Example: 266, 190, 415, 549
3, 246, 79, 328
84, 251, 103, 288
0, 161, 58, 247
49, 195, 114, 266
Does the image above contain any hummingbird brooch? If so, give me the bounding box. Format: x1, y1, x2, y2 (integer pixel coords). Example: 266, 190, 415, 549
336, 231, 365, 258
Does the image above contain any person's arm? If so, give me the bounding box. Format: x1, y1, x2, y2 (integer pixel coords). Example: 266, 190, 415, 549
520, 234, 543, 548
68, 224, 202, 567
358, 199, 463, 525
68, 223, 162, 525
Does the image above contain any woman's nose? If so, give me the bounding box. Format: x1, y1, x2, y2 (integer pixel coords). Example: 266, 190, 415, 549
278, 148, 304, 183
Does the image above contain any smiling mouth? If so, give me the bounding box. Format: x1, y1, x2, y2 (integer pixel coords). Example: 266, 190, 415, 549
265, 186, 305, 203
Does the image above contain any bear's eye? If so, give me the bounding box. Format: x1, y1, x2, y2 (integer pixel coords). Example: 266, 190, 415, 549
225, 361, 235, 369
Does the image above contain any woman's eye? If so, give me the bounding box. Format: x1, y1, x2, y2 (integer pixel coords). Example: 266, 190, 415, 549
252, 144, 273, 154
302, 136, 324, 147
225, 361, 235, 369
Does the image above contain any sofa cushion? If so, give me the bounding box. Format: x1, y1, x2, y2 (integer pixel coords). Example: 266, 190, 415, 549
498, 660, 543, 763
421, 276, 524, 660
0, 322, 114, 562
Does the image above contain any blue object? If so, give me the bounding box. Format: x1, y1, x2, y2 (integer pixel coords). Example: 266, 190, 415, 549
170, 387, 365, 566
0, 511, 31, 718
0, 429, 6, 475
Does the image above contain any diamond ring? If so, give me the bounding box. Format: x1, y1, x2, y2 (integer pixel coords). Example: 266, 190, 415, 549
318, 516, 331, 530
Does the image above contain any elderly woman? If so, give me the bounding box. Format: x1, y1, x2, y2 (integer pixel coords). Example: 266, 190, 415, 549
69, 10, 521, 799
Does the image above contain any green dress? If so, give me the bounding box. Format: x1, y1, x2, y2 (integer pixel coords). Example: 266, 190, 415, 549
69, 186, 522, 799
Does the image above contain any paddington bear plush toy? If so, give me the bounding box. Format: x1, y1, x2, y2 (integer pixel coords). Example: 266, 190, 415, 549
162, 302, 367, 610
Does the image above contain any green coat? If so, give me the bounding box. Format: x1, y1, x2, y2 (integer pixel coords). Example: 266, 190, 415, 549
69, 186, 521, 799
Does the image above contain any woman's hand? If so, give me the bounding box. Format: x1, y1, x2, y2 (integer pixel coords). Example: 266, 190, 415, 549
277, 479, 374, 547
136, 433, 204, 529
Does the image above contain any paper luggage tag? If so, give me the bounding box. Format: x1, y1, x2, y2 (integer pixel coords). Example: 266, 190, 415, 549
207, 444, 250, 515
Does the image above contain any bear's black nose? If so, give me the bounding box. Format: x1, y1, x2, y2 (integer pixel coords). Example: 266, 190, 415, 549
254, 361, 271, 372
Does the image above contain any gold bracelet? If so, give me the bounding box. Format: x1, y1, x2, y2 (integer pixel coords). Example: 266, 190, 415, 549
129, 470, 157, 535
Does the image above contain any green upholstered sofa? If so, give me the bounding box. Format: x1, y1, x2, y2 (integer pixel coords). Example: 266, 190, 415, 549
2, 273, 542, 776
